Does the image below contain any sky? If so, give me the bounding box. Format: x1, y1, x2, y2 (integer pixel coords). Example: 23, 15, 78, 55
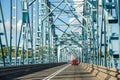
1, 0, 22, 48
0, 0, 119, 53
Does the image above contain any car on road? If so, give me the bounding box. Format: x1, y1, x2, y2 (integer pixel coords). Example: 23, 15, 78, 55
71, 59, 78, 65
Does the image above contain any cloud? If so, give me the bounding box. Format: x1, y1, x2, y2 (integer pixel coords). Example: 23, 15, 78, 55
19, 40, 23, 47
5, 19, 22, 32
67, 0, 84, 33
3, 19, 22, 46
17, 20, 22, 31
69, 18, 75, 24
13, 20, 22, 31
73, 0, 83, 13
69, 18, 82, 33
69, 18, 82, 24
99, 0, 102, 5
5, 19, 10, 31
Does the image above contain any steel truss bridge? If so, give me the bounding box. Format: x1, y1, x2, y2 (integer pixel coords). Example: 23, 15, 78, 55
0, 0, 120, 79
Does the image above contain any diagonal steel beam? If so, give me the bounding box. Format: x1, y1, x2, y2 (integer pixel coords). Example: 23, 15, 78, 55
42, 0, 64, 21
29, 0, 36, 6
55, 26, 83, 48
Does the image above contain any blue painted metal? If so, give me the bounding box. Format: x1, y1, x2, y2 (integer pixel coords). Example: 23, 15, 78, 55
9, 0, 13, 65
118, 0, 120, 68
0, 1, 9, 66
0, 0, 120, 69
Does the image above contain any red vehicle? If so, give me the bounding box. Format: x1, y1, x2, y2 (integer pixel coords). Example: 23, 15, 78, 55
71, 59, 78, 65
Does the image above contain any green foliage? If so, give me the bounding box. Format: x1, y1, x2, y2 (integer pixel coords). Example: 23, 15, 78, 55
0, 47, 22, 58
0, 47, 9, 57
35, 46, 54, 60
90, 51, 110, 58
0, 46, 54, 60
0, 53, 2, 57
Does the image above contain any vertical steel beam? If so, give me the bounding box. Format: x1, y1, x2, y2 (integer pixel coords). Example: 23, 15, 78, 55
96, 0, 99, 65
48, 1, 51, 63
10, 0, 12, 65
31, 1, 34, 64
15, 0, 18, 65
118, 0, 120, 68
100, 18, 103, 66
103, 0, 107, 67
0, 36, 5, 66
0, 1, 9, 66
41, 21, 44, 63
35, 0, 41, 63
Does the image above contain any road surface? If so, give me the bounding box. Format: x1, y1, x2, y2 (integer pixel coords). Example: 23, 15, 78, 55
15, 64, 99, 80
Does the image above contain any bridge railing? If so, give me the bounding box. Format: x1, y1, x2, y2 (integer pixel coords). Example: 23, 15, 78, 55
0, 62, 67, 79
80, 63, 120, 80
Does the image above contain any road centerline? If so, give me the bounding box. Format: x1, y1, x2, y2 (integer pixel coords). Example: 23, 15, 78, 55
42, 64, 71, 80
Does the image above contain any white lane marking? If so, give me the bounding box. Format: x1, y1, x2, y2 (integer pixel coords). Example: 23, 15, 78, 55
42, 64, 71, 80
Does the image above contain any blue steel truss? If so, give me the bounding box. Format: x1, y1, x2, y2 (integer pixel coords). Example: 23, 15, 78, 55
0, 0, 120, 69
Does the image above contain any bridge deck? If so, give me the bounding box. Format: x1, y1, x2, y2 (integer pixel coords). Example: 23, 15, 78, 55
15, 64, 99, 80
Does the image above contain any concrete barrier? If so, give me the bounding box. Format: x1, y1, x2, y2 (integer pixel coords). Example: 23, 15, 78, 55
80, 63, 120, 80
0, 62, 67, 79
